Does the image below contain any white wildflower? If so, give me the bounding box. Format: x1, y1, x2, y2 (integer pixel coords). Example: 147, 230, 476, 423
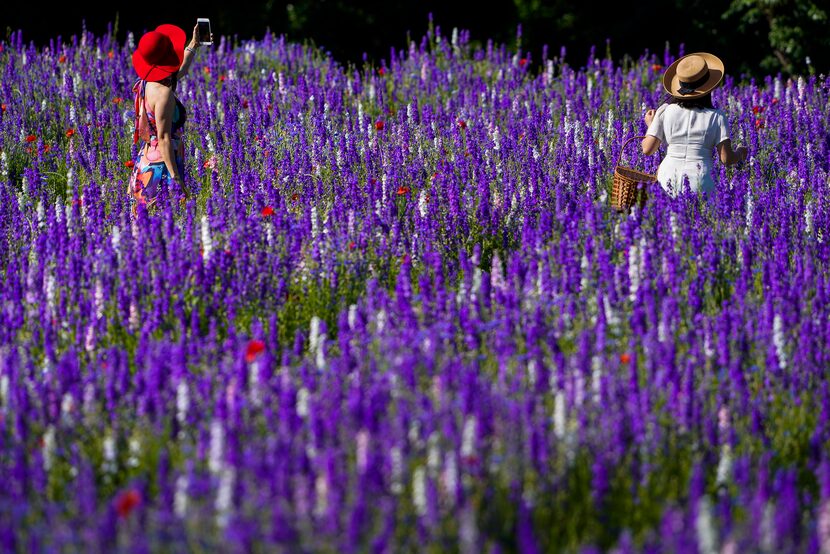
102, 432, 117, 475
418, 190, 428, 217
127, 436, 141, 468
174, 473, 189, 517
412, 466, 427, 516
553, 390, 566, 439
208, 419, 224, 474
43, 426, 56, 472
296, 387, 310, 418
461, 415, 477, 462
347, 304, 358, 329
215, 466, 235, 529
427, 432, 441, 475
200, 215, 213, 260
390, 446, 403, 494
0, 374, 8, 407
773, 314, 787, 369
356, 429, 369, 473
314, 473, 329, 517
695, 494, 718, 554
176, 381, 189, 426
628, 243, 640, 301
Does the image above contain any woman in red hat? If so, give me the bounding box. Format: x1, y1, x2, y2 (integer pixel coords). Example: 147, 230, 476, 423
640, 52, 748, 198
128, 22, 212, 211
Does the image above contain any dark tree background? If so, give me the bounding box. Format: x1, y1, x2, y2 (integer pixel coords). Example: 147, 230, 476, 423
2, 0, 828, 79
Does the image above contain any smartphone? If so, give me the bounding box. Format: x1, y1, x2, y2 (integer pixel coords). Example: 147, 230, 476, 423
197, 18, 212, 45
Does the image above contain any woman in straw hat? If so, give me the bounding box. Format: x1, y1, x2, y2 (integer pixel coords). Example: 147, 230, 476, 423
641, 52, 747, 197
128, 21, 213, 211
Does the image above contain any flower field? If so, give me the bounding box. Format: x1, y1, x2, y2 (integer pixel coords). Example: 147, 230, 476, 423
1, 22, 829, 553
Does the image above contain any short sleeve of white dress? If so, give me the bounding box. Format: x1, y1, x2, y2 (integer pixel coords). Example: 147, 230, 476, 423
646, 103, 668, 143
714, 110, 730, 146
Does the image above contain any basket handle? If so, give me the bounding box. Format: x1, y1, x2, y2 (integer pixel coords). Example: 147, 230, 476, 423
614, 135, 649, 169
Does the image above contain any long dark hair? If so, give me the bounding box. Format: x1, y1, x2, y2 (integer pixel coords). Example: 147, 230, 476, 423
666, 92, 714, 109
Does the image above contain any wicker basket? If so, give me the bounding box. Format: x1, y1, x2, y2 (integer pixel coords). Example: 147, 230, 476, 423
611, 135, 657, 212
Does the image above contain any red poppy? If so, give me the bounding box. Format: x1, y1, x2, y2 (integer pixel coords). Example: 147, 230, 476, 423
291, 193, 299, 202
261, 206, 274, 217
114, 489, 141, 519
349, 241, 356, 249
755, 119, 765, 129
65, 128, 75, 138
651, 64, 663, 72
125, 160, 135, 168
752, 105, 764, 114
107, 50, 114, 59
0, 104, 6, 113
42, 144, 51, 153
457, 119, 467, 129
377, 67, 385, 76
25, 134, 36, 143
242, 99, 249, 109
204, 66, 211, 74
245, 340, 266, 363
113, 97, 123, 104
519, 58, 528, 66
218, 74, 226, 82
771, 98, 779, 104
396, 185, 410, 196
375, 120, 384, 131
620, 353, 631, 364
59, 55, 67, 63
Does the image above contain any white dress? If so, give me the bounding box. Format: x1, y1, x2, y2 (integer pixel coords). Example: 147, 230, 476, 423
646, 103, 731, 196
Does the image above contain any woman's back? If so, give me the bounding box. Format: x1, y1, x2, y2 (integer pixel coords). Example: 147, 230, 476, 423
647, 103, 730, 194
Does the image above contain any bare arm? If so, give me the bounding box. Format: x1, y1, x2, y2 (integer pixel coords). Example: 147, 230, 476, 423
641, 108, 661, 155
717, 139, 748, 165
642, 135, 661, 155
178, 24, 212, 79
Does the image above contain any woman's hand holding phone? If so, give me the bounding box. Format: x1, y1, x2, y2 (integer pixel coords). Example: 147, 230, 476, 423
196, 18, 212, 46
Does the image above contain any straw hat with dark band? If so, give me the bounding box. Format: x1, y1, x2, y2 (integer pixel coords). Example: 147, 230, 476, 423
662, 52, 724, 99
132, 24, 186, 82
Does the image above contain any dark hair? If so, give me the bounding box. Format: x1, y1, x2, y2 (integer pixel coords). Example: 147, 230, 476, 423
667, 92, 714, 109
157, 72, 179, 92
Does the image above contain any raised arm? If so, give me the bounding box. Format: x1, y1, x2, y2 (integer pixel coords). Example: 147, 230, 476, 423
178, 23, 212, 79
717, 139, 748, 165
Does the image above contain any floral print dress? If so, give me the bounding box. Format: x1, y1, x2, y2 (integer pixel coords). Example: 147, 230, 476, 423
128, 78, 187, 208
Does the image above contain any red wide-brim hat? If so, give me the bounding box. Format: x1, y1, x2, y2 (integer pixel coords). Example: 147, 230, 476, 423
132, 24, 186, 82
